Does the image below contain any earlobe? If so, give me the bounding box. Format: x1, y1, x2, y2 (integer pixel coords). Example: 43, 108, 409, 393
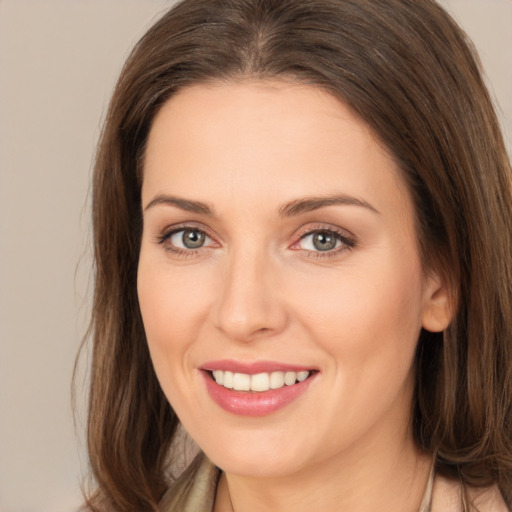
421, 273, 455, 333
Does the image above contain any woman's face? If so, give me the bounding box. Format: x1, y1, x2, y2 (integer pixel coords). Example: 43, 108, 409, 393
138, 80, 450, 478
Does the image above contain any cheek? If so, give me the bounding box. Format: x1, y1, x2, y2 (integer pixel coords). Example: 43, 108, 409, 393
137, 262, 216, 427
288, 253, 425, 381
284, 258, 425, 448
137, 258, 212, 383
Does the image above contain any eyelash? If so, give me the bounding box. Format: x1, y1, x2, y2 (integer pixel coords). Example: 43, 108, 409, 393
155, 223, 356, 259
293, 224, 356, 259
155, 223, 216, 258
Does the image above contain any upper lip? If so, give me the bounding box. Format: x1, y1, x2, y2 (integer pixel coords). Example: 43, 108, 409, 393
200, 359, 316, 375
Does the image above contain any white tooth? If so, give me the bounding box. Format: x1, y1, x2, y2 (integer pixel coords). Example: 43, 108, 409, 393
251, 373, 270, 392
297, 371, 309, 382
212, 370, 224, 385
233, 373, 251, 391
270, 371, 285, 389
223, 371, 234, 389
284, 371, 297, 386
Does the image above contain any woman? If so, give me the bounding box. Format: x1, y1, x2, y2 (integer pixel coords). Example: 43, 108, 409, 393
82, 0, 512, 510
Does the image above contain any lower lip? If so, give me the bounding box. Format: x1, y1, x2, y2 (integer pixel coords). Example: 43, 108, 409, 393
201, 371, 316, 417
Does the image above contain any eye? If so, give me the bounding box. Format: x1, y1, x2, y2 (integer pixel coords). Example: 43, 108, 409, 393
299, 230, 341, 252
292, 227, 356, 257
157, 226, 215, 253
170, 228, 210, 249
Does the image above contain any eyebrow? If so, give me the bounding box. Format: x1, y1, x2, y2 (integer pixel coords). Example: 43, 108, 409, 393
144, 194, 214, 214
143, 193, 380, 217
279, 194, 380, 217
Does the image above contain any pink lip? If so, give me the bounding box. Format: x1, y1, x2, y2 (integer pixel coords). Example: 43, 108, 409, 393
199, 361, 317, 417
200, 359, 315, 375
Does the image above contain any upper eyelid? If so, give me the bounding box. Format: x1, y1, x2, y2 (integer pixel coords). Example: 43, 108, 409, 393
161, 222, 214, 238
294, 223, 355, 240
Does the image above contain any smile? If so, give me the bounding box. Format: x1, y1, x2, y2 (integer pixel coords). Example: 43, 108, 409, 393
200, 362, 318, 416
211, 370, 310, 392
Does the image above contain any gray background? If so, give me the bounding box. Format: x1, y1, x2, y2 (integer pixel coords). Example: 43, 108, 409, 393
0, 1, 510, 510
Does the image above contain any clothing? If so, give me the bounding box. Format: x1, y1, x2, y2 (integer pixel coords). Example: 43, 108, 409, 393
159, 453, 437, 512
160, 454, 220, 512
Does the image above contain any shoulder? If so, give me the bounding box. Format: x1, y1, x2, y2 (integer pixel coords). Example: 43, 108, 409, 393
432, 474, 509, 512
159, 453, 221, 512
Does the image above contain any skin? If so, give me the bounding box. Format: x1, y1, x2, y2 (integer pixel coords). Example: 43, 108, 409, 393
137, 80, 453, 512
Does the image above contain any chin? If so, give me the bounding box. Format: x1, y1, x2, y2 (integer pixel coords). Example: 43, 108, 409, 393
208, 448, 308, 478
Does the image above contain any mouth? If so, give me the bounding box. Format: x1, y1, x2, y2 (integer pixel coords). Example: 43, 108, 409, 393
199, 361, 318, 416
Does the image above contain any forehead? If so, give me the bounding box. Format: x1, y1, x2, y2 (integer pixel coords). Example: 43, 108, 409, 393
142, 79, 412, 223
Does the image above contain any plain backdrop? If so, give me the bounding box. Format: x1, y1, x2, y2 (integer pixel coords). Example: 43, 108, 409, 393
0, 1, 510, 511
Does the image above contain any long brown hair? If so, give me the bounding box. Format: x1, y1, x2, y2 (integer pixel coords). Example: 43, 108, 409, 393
80, 0, 512, 509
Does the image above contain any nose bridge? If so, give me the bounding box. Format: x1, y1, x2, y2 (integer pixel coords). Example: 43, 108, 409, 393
214, 241, 286, 341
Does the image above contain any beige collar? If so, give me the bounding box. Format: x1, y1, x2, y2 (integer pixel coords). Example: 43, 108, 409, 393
418, 456, 436, 512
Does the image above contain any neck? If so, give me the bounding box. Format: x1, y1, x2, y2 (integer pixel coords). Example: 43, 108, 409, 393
215, 432, 432, 512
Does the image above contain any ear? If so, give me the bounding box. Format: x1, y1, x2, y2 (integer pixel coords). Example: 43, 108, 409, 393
421, 271, 455, 333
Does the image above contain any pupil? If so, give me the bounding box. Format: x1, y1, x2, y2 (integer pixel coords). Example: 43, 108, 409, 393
313, 231, 336, 251
183, 229, 205, 249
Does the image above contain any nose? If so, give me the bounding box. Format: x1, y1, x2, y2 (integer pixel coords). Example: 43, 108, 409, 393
213, 247, 288, 342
